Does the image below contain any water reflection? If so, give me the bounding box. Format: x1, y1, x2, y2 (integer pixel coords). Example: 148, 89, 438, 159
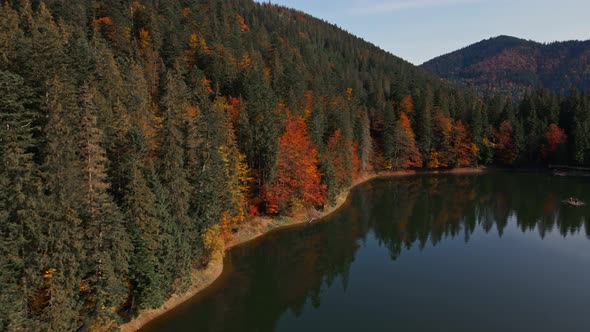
366, 174, 589, 261
141, 173, 590, 332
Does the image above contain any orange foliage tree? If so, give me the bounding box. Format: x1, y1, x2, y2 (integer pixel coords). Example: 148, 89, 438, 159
399, 96, 415, 115
93, 16, 115, 40
453, 120, 479, 167
430, 110, 454, 168
264, 112, 325, 214
138, 27, 150, 55
236, 14, 250, 32
391, 112, 422, 168
542, 123, 567, 160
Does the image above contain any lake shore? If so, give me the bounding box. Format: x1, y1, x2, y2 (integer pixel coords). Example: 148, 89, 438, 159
120, 167, 488, 332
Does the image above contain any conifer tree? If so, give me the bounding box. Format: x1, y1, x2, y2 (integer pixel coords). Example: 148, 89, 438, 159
157, 70, 194, 290
125, 162, 165, 310
78, 85, 130, 328
38, 76, 85, 331
0, 70, 42, 330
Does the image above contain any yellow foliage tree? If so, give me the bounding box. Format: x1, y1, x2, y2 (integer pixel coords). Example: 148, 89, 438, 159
427, 150, 441, 169
218, 144, 252, 237
201, 224, 225, 263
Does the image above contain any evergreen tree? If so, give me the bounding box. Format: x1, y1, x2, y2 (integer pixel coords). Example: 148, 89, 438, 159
125, 162, 165, 310
417, 86, 434, 163
38, 76, 85, 331
0, 70, 42, 330
157, 70, 194, 291
78, 85, 130, 329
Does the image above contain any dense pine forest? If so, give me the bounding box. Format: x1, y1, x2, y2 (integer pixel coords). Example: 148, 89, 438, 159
1, 0, 590, 331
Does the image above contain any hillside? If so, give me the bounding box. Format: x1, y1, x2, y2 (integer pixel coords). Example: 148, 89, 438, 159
1, 1, 590, 331
422, 35, 590, 97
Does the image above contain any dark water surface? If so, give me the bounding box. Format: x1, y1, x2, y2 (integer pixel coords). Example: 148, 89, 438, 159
141, 173, 590, 332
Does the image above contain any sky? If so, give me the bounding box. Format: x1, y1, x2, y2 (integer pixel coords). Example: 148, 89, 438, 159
254, 0, 590, 65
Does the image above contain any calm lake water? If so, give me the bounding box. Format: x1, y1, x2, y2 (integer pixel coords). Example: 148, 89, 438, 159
141, 173, 590, 332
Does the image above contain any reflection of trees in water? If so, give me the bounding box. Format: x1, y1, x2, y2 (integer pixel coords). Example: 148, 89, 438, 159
366, 174, 590, 261
172, 200, 364, 332
272, 175, 589, 326
271, 174, 588, 326
147, 174, 589, 332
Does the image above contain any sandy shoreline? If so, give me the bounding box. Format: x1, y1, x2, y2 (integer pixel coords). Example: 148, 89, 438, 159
120, 167, 486, 331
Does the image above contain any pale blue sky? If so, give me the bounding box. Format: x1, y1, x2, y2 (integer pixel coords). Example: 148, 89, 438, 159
255, 0, 590, 64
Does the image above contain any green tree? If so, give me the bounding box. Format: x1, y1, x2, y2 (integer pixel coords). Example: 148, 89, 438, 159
0, 70, 42, 330
78, 85, 130, 328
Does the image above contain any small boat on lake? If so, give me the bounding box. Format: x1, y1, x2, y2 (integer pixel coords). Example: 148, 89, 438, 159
565, 197, 586, 207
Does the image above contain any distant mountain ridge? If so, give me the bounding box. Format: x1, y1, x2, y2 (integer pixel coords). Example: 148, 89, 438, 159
421, 35, 590, 97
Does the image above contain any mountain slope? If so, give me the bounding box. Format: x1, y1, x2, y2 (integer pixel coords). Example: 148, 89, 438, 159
422, 35, 590, 96
1, 1, 590, 330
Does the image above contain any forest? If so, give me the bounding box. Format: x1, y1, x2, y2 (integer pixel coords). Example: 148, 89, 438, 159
422, 35, 590, 98
1, 0, 590, 331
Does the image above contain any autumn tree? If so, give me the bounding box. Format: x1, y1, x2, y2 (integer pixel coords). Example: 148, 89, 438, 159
265, 113, 325, 214
542, 123, 567, 162
399, 96, 415, 115
453, 120, 479, 167
494, 121, 518, 165
429, 110, 454, 168
388, 112, 422, 169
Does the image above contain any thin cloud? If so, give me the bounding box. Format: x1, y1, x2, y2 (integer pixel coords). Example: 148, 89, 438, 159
349, 0, 486, 15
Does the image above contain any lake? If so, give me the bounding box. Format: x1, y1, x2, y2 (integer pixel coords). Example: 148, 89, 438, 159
140, 173, 590, 332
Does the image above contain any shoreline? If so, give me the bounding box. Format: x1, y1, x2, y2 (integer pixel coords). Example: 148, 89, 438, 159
120, 167, 487, 331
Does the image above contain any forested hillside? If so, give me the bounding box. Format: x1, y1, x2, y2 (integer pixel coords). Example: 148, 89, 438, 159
1, 1, 590, 331
422, 35, 590, 97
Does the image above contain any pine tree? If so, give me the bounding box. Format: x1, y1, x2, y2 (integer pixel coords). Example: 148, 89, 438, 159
0, 70, 42, 330
417, 86, 434, 164
125, 162, 165, 310
239, 52, 279, 188
354, 107, 372, 173
38, 76, 85, 331
28, 2, 65, 91
382, 101, 397, 169
0, 3, 22, 70
78, 85, 130, 329
157, 70, 194, 291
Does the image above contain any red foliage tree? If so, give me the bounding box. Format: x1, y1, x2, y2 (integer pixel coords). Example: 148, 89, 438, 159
264, 112, 325, 214
494, 121, 517, 164
545, 123, 567, 153
540, 123, 567, 161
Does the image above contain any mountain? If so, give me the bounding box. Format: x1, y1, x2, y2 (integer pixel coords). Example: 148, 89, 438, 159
421, 35, 590, 97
